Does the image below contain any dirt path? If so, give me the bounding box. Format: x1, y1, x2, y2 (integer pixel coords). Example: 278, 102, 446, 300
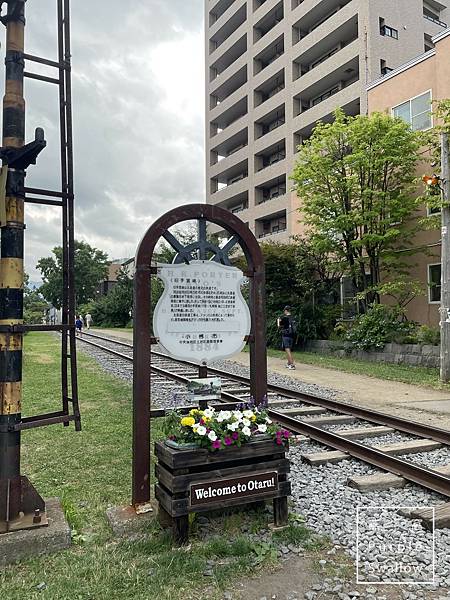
231, 352, 450, 431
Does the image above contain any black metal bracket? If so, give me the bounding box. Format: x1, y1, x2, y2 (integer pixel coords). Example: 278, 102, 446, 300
0, 127, 46, 169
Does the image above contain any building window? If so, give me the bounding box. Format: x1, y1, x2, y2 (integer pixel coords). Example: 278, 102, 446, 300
393, 91, 432, 131
380, 19, 398, 39
380, 59, 393, 76
428, 263, 441, 303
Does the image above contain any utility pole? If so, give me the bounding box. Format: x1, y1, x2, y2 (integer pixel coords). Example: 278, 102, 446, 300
440, 132, 450, 382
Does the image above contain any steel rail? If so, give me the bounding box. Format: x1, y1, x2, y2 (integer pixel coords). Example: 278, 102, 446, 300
81, 332, 450, 446
78, 333, 450, 497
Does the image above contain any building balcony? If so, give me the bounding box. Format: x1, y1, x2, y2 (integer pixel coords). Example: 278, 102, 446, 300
423, 12, 449, 37
253, 193, 288, 219
209, 35, 247, 83
209, 65, 248, 110
292, 39, 359, 96
210, 174, 249, 204
292, 80, 360, 133
209, 115, 248, 150
253, 157, 287, 186
209, 0, 244, 37
292, 0, 355, 48
210, 145, 249, 177
209, 51, 247, 94
254, 122, 287, 151
253, 68, 285, 107
209, 2, 247, 55
253, 34, 285, 77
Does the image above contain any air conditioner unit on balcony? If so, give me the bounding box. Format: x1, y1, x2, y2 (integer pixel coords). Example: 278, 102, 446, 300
231, 203, 244, 214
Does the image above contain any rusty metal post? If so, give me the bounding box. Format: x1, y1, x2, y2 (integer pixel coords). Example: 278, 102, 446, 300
132, 204, 267, 509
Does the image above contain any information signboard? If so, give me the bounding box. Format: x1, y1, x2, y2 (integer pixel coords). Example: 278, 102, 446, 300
153, 261, 251, 364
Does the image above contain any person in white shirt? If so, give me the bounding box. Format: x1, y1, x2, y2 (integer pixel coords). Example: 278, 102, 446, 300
85, 313, 92, 330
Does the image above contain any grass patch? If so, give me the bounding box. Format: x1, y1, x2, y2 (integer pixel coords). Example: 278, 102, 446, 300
265, 347, 450, 391
0, 333, 318, 600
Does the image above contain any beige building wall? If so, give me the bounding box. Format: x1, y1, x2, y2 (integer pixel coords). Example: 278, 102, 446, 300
205, 0, 449, 244
368, 28, 450, 327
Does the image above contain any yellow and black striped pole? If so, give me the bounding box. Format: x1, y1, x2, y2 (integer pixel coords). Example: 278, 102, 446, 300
0, 0, 46, 532
0, 0, 26, 528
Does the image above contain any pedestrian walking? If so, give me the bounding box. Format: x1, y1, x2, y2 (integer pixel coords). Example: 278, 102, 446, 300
277, 306, 296, 370
85, 312, 92, 330
75, 315, 83, 336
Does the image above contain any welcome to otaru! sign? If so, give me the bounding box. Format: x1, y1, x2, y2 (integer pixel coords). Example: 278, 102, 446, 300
153, 260, 251, 364
190, 472, 278, 507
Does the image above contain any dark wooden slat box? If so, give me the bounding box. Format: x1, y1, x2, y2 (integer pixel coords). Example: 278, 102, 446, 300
155, 438, 291, 543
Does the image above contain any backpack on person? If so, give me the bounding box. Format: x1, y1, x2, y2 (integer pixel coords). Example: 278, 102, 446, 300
282, 316, 297, 337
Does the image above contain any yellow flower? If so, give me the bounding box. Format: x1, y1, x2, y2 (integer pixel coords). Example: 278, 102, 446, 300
189, 409, 203, 416
181, 416, 196, 427
251, 415, 257, 422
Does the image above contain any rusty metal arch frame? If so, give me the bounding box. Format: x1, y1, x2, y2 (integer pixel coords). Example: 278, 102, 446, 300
132, 203, 267, 507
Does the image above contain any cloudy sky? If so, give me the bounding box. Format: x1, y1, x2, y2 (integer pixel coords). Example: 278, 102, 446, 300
9, 0, 205, 280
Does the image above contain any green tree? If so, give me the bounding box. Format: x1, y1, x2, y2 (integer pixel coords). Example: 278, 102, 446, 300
291, 110, 424, 307
23, 273, 49, 324
37, 240, 109, 309
234, 240, 342, 347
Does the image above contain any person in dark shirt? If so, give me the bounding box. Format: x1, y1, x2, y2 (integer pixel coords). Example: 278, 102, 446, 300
277, 306, 295, 370
75, 316, 83, 336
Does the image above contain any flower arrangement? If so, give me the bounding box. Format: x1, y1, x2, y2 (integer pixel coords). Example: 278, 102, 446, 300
164, 401, 291, 451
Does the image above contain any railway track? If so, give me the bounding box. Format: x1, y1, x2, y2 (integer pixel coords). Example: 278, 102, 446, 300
78, 330, 450, 498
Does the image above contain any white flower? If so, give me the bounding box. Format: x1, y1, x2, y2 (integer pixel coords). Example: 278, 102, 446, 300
265, 417, 272, 424
257, 424, 267, 433
233, 410, 243, 421
208, 431, 217, 442
242, 426, 251, 437
216, 410, 232, 423
227, 422, 239, 432
243, 409, 254, 418
196, 426, 207, 436
203, 408, 215, 419
242, 418, 251, 427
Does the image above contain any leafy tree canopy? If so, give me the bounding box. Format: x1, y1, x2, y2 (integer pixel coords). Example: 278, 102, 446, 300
37, 240, 109, 309
291, 109, 424, 306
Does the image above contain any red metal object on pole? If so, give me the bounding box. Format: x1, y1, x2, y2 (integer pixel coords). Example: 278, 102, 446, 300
132, 204, 267, 507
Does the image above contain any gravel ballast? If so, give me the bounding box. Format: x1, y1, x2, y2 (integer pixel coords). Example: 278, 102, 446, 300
79, 344, 450, 598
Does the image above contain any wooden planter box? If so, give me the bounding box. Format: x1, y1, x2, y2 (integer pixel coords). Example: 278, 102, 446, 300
155, 438, 291, 543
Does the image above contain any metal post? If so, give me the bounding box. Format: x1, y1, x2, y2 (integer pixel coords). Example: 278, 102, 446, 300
441, 132, 450, 382
0, 0, 47, 534
0, 0, 26, 525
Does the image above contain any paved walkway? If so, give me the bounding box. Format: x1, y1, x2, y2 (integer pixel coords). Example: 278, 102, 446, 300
90, 328, 450, 429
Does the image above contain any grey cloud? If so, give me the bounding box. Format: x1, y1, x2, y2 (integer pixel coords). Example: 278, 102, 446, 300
3, 0, 205, 279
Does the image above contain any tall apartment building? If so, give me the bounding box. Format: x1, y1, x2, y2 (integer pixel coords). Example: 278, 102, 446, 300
205, 0, 449, 242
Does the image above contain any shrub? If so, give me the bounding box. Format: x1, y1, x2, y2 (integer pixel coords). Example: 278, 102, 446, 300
345, 304, 416, 351
416, 325, 440, 346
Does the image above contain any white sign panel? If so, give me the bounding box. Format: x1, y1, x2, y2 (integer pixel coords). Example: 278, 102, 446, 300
153, 260, 251, 364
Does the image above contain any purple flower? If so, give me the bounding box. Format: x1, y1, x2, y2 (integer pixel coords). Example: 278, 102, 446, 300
232, 432, 239, 440
212, 440, 221, 449
276, 438, 283, 445
283, 430, 291, 439
224, 437, 233, 446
